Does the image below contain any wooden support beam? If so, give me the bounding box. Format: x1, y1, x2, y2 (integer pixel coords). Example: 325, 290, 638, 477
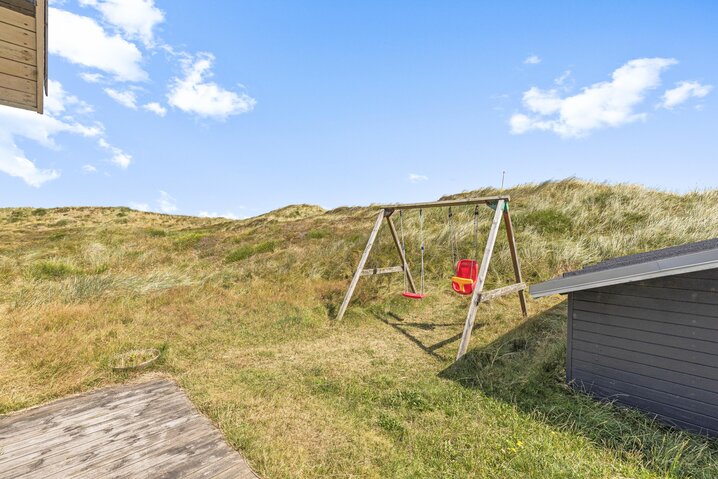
386, 215, 417, 294
456, 199, 505, 360
377, 196, 510, 211
361, 266, 404, 276
34, 0, 44, 113
335, 209, 386, 321
503, 208, 528, 316
479, 282, 526, 303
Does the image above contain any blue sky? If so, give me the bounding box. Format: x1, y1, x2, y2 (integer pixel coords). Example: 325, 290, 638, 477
1, 1, 716, 218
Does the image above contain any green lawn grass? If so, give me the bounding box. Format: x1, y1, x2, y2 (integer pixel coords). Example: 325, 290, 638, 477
1, 179, 718, 478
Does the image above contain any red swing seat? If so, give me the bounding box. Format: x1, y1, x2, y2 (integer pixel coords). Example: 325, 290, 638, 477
451, 259, 478, 295
402, 291, 426, 299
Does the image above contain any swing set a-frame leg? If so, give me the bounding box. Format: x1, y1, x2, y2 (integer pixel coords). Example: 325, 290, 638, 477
335, 209, 386, 322
455, 199, 505, 360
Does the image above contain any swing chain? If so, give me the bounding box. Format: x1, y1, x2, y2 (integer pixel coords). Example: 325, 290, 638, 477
419, 208, 425, 295
448, 207, 457, 268
399, 209, 408, 293
473, 205, 480, 263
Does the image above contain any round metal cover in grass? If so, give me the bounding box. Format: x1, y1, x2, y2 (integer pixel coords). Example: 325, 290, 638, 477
111, 348, 160, 371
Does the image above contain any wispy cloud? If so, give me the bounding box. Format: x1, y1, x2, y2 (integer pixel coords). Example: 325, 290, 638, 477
143, 102, 167, 117
104, 88, 138, 109
510, 57, 677, 138
523, 55, 541, 65
49, 7, 147, 82
158, 190, 178, 213
408, 173, 429, 184
128, 201, 150, 212
198, 211, 241, 220
168, 53, 256, 119
78, 0, 164, 47
0, 80, 106, 187
82, 164, 97, 173
660, 81, 712, 109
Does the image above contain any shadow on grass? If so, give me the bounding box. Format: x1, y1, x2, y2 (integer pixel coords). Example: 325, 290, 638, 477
439, 300, 718, 477
373, 310, 479, 361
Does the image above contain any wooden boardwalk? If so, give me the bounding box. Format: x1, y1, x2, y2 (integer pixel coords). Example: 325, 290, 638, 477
0, 379, 259, 478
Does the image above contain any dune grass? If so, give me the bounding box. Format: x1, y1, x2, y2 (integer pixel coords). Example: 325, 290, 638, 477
2, 179, 718, 478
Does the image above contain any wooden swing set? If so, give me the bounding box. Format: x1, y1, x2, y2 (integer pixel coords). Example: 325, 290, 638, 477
335, 196, 527, 360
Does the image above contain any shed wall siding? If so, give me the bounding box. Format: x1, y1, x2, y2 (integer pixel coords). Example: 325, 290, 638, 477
568, 268, 718, 436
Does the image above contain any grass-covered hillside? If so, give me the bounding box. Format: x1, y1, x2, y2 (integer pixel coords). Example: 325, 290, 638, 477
2, 179, 718, 478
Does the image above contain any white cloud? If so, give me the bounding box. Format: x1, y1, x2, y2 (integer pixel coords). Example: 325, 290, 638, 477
143, 102, 167, 116
408, 173, 428, 184
0, 80, 104, 187
104, 88, 138, 109
49, 7, 147, 82
129, 201, 149, 211
79, 0, 164, 47
157, 190, 177, 213
80, 72, 104, 83
554, 70, 572, 87
82, 164, 97, 173
510, 57, 677, 138
660, 81, 712, 109
524, 55, 541, 65
167, 53, 256, 119
198, 211, 240, 220
98, 138, 132, 168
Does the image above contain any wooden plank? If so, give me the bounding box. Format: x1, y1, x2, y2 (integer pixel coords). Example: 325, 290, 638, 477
0, 0, 35, 17
0, 1, 36, 17
573, 320, 718, 356
378, 196, 510, 211
573, 358, 718, 408
0, 380, 259, 479
335, 209, 386, 321
385, 215, 417, 293
0, 82, 33, 106
574, 339, 718, 382
0, 95, 31, 110
0, 38, 35, 64
638, 275, 718, 293
574, 373, 718, 434
573, 309, 718, 343
0, 5, 34, 31
682, 269, 718, 281
573, 298, 718, 331
572, 348, 718, 394
0, 55, 35, 79
478, 282, 526, 303
360, 265, 404, 276
0, 19, 34, 48
33, 0, 42, 112
575, 289, 718, 319
503, 208, 527, 316
456, 199, 504, 360
0, 70, 32, 92
573, 329, 718, 367
601, 282, 718, 306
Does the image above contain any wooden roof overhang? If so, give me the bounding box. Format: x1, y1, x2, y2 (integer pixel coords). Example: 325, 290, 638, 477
0, 0, 47, 113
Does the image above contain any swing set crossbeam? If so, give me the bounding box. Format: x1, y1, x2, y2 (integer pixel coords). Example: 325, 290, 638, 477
336, 197, 527, 362
378, 196, 510, 212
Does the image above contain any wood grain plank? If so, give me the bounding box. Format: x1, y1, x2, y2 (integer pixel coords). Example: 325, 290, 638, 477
0, 82, 33, 106
0, 38, 35, 64
0, 380, 258, 479
0, 5, 34, 31
0, 55, 35, 79
0, 70, 32, 92
0, 19, 34, 48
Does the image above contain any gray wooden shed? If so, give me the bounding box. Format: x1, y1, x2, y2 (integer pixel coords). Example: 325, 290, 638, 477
530, 239, 718, 436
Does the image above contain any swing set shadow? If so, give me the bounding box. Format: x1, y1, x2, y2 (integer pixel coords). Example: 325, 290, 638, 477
373, 310, 484, 361
336, 196, 528, 361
